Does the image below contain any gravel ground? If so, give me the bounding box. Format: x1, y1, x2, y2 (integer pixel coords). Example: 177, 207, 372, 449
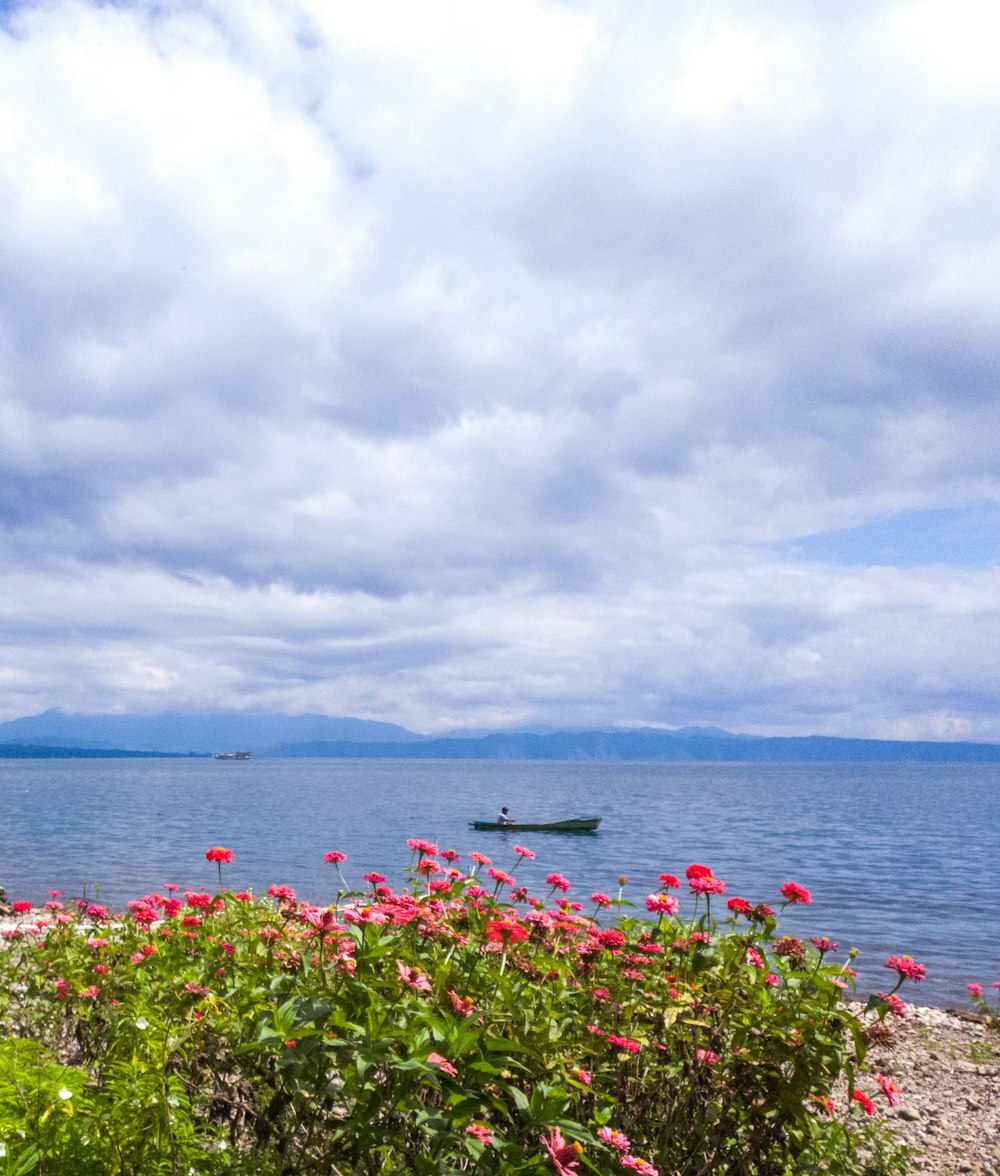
844, 1002, 1000, 1174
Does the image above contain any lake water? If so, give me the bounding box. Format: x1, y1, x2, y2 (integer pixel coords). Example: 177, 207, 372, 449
0, 757, 997, 1008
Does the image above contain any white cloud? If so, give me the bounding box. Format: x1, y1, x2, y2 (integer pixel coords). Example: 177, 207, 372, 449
1, 0, 999, 736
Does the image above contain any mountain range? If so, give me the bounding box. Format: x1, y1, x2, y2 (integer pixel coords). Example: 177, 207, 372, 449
2, 709, 1000, 762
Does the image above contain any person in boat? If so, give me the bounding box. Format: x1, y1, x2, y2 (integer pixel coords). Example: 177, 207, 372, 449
497, 806, 516, 825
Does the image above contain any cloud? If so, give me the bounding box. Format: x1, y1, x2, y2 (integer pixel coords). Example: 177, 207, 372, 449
1, 0, 999, 736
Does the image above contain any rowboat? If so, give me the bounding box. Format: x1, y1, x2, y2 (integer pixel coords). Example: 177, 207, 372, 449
469, 817, 601, 833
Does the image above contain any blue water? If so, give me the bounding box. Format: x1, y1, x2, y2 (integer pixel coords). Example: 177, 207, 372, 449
0, 758, 997, 1008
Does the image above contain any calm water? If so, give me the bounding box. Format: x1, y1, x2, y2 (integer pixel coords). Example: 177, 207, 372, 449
0, 758, 997, 1008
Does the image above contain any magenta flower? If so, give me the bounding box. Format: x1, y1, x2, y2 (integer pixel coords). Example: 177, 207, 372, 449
324, 851, 346, 864
645, 893, 680, 916
205, 847, 234, 864
426, 1051, 458, 1077
541, 1126, 582, 1174
884, 955, 926, 981
465, 1123, 493, 1145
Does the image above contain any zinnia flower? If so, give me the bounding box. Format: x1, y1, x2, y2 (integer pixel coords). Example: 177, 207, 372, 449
875, 1073, 901, 1107
426, 1052, 458, 1077
541, 1126, 582, 1174
645, 894, 680, 916
205, 847, 234, 864
884, 955, 926, 981
324, 851, 346, 864
597, 1127, 630, 1151
780, 881, 812, 905
466, 1123, 493, 1145
513, 844, 535, 859
396, 960, 432, 992
852, 1090, 875, 1115
967, 983, 983, 999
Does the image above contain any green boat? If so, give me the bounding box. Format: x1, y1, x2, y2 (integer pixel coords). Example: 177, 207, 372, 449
469, 817, 601, 833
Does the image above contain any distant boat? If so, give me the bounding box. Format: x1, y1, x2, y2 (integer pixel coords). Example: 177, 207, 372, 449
469, 816, 601, 833
213, 751, 253, 760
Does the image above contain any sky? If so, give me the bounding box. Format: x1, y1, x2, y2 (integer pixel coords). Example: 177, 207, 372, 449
2, 0, 1000, 739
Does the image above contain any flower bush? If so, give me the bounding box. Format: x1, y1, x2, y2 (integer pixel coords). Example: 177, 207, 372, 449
0, 843, 919, 1174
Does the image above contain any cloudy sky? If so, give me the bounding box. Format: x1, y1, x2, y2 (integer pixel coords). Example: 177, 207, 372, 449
2, 0, 999, 738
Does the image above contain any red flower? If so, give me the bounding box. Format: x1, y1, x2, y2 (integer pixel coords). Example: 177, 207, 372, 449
852, 1090, 875, 1115
727, 897, 753, 916
484, 919, 530, 944
658, 873, 681, 888
685, 864, 713, 881
780, 881, 812, 905
324, 851, 346, 864
205, 847, 234, 864
12, 901, 32, 913
541, 1126, 582, 1174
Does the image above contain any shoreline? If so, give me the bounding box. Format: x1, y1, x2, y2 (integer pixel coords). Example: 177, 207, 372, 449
846, 1001, 1000, 1173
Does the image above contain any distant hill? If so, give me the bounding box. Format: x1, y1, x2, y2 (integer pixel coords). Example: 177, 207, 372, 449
2, 710, 999, 762
269, 729, 1000, 763
0, 743, 201, 759
0, 710, 423, 755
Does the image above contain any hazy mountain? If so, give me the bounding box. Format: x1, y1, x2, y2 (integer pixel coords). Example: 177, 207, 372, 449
2, 711, 999, 762
0, 710, 423, 754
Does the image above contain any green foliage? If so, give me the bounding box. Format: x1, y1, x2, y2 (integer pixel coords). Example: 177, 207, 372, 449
0, 847, 916, 1173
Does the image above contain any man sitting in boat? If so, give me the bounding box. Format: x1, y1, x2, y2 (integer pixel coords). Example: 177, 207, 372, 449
497, 806, 516, 825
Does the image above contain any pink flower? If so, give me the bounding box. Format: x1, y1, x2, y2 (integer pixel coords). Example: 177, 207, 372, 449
645, 894, 680, 916
324, 851, 346, 864
876, 991, 908, 1017
810, 937, 837, 953
696, 1049, 719, 1064
780, 881, 812, 905
658, 873, 680, 888
406, 838, 439, 856
513, 844, 535, 859
426, 1052, 457, 1077
466, 1123, 493, 1146
396, 960, 432, 992
884, 955, 925, 981
967, 983, 983, 999
545, 873, 571, 892
205, 847, 234, 864
875, 1073, 901, 1107
689, 875, 726, 896
541, 1126, 582, 1174
468, 852, 492, 866
576, 1069, 592, 1085
764, 973, 779, 986
621, 1158, 659, 1176
597, 1127, 631, 1151
449, 990, 476, 1016
362, 872, 386, 885
590, 892, 612, 907
745, 947, 765, 969
607, 1034, 641, 1053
